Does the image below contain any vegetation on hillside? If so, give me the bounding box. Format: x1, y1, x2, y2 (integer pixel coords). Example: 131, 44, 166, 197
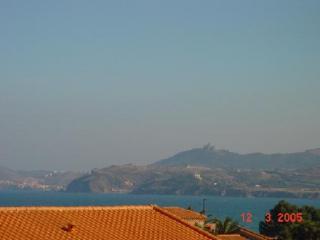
154, 145, 320, 170
66, 164, 320, 199
259, 200, 320, 240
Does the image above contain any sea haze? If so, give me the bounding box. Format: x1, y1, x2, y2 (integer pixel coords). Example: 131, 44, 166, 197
1, 1, 320, 171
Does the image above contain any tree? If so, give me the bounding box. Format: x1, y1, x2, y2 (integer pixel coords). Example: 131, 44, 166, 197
186, 205, 193, 211
259, 200, 320, 240
203, 217, 239, 235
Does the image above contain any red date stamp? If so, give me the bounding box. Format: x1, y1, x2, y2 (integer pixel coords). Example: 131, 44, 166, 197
265, 212, 303, 223
241, 212, 253, 223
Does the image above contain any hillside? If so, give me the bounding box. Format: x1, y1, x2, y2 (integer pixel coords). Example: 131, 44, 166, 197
2, 145, 320, 198
153, 144, 320, 170
67, 164, 153, 193
0, 166, 22, 181
0, 166, 83, 191
66, 145, 320, 198
66, 164, 320, 199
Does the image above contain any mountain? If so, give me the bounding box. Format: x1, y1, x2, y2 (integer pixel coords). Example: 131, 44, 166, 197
66, 145, 320, 198
67, 164, 153, 193
153, 145, 320, 170
66, 164, 320, 199
0, 166, 22, 181
3, 146, 320, 198
306, 148, 320, 156
0, 166, 83, 191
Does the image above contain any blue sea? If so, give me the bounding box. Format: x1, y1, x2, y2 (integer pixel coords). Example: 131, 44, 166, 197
1, 191, 319, 232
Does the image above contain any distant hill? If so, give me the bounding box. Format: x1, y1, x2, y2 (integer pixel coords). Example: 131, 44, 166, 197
153, 144, 320, 170
0, 166, 22, 181
0, 166, 83, 191
67, 164, 152, 193
2, 145, 320, 198
66, 164, 320, 199
66, 145, 320, 198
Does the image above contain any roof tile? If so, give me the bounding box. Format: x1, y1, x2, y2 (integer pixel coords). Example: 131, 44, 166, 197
163, 207, 207, 220
0, 205, 221, 240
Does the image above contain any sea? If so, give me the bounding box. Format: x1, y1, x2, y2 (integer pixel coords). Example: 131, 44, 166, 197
1, 191, 320, 232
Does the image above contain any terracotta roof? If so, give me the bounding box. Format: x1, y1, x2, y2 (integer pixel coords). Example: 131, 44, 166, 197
217, 234, 246, 240
164, 207, 207, 220
239, 227, 276, 240
0, 205, 222, 240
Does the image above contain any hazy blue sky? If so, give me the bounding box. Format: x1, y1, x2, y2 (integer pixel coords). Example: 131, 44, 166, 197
1, 0, 320, 170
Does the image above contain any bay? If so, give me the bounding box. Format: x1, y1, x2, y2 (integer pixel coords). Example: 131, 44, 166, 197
1, 191, 319, 232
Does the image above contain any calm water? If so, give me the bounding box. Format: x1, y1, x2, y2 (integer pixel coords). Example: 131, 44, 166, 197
1, 191, 320, 231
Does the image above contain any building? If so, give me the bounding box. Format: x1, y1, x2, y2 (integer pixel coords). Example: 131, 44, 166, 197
163, 207, 276, 240
217, 234, 248, 240
217, 227, 277, 240
0, 205, 276, 240
238, 227, 277, 240
0, 205, 221, 240
164, 206, 207, 226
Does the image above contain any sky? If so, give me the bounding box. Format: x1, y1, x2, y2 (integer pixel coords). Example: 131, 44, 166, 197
1, 0, 320, 171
